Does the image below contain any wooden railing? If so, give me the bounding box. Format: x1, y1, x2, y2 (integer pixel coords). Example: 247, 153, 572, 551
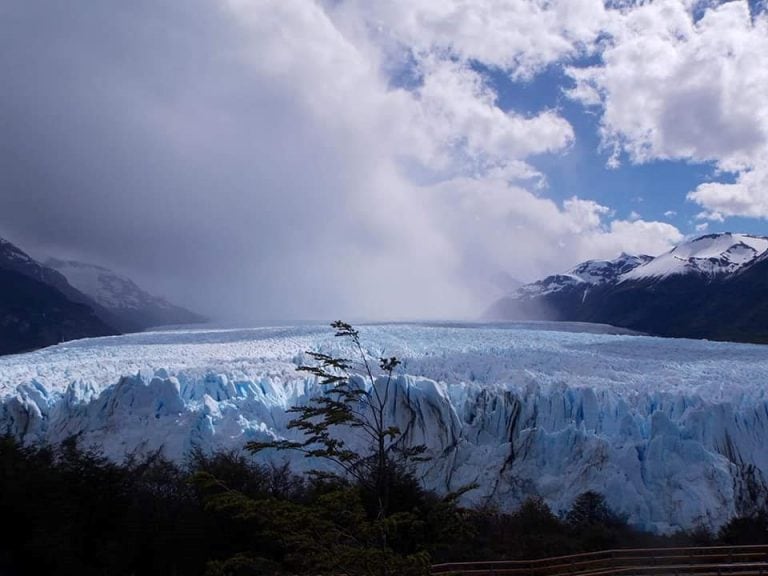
431, 545, 768, 576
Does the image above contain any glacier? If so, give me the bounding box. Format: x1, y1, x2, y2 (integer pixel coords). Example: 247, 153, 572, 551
2, 322, 768, 533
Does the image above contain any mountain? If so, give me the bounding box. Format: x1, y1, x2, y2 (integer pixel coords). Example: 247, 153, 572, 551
46, 259, 206, 331
3, 323, 767, 532
487, 233, 768, 342
0, 237, 100, 305
0, 236, 206, 355
622, 233, 768, 280
0, 238, 117, 355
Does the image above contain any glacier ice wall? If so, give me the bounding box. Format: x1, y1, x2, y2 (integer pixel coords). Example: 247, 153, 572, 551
2, 323, 768, 533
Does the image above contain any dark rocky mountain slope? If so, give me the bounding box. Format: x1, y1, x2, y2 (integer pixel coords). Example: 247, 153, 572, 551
487, 233, 768, 343
0, 237, 204, 355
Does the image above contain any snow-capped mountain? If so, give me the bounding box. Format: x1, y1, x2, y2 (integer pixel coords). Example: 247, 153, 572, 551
518, 253, 654, 298
623, 233, 768, 281
487, 233, 768, 342
0, 238, 117, 355
0, 237, 33, 265
46, 259, 206, 331
0, 236, 206, 355
1, 238, 95, 304
2, 323, 767, 533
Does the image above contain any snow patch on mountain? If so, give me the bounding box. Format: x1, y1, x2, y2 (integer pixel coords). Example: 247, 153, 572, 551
46, 259, 173, 311
0, 237, 34, 265
571, 253, 654, 283
2, 324, 768, 533
505, 233, 768, 303
622, 233, 768, 281
46, 258, 205, 330
518, 253, 653, 297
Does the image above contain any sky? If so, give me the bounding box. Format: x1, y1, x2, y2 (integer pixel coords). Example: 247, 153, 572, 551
1, 0, 767, 322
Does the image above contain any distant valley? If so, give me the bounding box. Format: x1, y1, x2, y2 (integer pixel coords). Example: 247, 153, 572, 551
0, 236, 205, 355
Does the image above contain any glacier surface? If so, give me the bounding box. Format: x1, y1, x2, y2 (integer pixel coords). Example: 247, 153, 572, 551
2, 322, 768, 533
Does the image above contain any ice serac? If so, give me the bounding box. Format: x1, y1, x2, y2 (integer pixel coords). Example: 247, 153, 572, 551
2, 324, 768, 533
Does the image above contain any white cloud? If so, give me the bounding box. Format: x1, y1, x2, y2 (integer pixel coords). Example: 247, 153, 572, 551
409, 58, 574, 177
421, 178, 681, 293
586, 219, 684, 259
567, 0, 768, 218
562, 197, 612, 231
330, 0, 611, 79
687, 166, 768, 219
0, 0, 685, 320
664, 210, 677, 218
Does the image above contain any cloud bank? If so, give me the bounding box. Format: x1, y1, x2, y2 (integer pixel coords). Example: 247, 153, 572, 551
7, 1, 761, 321
567, 0, 768, 220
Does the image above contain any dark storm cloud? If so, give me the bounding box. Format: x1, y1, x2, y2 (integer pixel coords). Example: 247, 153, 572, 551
1, 1, 690, 322
0, 0, 450, 321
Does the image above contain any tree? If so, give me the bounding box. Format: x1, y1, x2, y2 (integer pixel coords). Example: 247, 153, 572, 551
566, 491, 628, 550
565, 491, 622, 529
206, 322, 478, 575
718, 509, 768, 545
246, 322, 428, 533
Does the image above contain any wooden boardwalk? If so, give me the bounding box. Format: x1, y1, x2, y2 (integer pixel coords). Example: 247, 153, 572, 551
432, 545, 768, 576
